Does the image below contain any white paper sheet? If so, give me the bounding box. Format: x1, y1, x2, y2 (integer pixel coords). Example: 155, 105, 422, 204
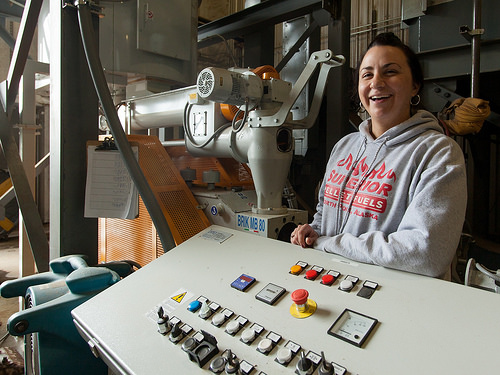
84, 145, 139, 219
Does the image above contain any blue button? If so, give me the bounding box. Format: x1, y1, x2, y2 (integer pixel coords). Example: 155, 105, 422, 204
187, 300, 202, 312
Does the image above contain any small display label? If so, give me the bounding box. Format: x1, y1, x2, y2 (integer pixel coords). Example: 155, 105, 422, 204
231, 274, 256, 292
255, 283, 286, 305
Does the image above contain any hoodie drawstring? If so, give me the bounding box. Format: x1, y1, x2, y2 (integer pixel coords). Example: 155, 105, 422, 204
334, 138, 367, 234
335, 137, 388, 234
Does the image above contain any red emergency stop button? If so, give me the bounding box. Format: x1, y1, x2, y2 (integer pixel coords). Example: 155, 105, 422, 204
291, 289, 309, 306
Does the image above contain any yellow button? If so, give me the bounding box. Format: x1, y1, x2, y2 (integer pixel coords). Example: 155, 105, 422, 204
290, 265, 302, 275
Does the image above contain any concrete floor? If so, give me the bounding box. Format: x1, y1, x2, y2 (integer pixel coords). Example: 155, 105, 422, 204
0, 233, 25, 372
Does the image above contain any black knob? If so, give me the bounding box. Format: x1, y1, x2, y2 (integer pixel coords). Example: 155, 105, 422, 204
169, 322, 183, 342
296, 351, 313, 375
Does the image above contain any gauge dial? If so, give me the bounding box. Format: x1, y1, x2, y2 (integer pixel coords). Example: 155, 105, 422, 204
327, 309, 378, 347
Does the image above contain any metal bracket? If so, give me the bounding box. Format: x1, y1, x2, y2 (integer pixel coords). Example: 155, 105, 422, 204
459, 25, 485, 42
248, 49, 344, 129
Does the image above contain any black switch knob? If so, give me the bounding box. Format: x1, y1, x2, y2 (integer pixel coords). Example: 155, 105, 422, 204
296, 351, 313, 375
169, 322, 183, 343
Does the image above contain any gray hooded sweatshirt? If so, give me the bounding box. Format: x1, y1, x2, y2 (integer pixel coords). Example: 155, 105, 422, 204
311, 110, 467, 278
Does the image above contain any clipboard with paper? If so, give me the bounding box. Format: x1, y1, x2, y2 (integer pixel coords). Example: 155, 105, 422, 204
84, 138, 139, 219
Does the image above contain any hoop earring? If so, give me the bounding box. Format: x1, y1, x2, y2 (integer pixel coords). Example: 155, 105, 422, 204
359, 102, 366, 113
410, 95, 421, 106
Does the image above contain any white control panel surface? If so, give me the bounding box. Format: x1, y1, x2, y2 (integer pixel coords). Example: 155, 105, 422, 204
72, 226, 500, 374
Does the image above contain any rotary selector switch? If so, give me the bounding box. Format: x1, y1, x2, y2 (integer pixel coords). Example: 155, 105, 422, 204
156, 306, 170, 335
224, 350, 240, 374
199, 301, 212, 319
169, 322, 183, 343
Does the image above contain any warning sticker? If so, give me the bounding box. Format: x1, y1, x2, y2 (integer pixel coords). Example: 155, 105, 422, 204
171, 292, 187, 303
146, 288, 194, 323
169, 289, 192, 305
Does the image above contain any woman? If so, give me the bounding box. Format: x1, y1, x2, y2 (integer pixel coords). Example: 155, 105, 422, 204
290, 32, 467, 278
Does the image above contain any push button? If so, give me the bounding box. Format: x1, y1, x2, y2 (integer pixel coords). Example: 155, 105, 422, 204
321, 274, 335, 286
305, 269, 318, 280
276, 348, 292, 365
187, 300, 201, 312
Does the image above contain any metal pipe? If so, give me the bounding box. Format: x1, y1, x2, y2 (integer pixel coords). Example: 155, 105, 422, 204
471, 0, 482, 98
77, 3, 176, 252
161, 140, 185, 147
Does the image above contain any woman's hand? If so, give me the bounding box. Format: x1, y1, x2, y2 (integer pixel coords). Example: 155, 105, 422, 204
290, 224, 318, 248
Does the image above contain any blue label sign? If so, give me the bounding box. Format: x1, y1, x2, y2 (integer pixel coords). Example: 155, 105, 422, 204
237, 214, 266, 233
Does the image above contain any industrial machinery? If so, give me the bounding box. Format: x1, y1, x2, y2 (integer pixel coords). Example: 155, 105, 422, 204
0, 255, 137, 374
117, 49, 344, 240
72, 225, 500, 374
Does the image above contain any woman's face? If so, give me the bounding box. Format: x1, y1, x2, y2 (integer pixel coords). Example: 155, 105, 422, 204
358, 45, 419, 133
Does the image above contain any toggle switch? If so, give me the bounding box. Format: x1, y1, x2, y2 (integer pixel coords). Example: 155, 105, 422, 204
318, 351, 334, 375
296, 351, 314, 375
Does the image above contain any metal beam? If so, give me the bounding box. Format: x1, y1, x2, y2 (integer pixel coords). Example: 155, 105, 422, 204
0, 1, 25, 20
198, 0, 325, 48
0, 23, 17, 50
0, 0, 49, 272
275, 18, 320, 73
49, 0, 98, 263
0, 85, 49, 272
7, 0, 42, 107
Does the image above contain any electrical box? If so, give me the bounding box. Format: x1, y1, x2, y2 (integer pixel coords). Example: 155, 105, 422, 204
99, 0, 197, 85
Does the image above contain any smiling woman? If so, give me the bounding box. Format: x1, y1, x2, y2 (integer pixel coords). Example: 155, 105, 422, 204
291, 32, 467, 279
357, 33, 424, 138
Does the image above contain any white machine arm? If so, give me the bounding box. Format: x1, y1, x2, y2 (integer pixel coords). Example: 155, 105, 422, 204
118, 50, 344, 213
247, 50, 345, 129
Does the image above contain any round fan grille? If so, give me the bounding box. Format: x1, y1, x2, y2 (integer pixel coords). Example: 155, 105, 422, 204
197, 70, 214, 97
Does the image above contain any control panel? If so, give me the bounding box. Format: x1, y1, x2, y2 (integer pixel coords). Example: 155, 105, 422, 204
72, 226, 500, 374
